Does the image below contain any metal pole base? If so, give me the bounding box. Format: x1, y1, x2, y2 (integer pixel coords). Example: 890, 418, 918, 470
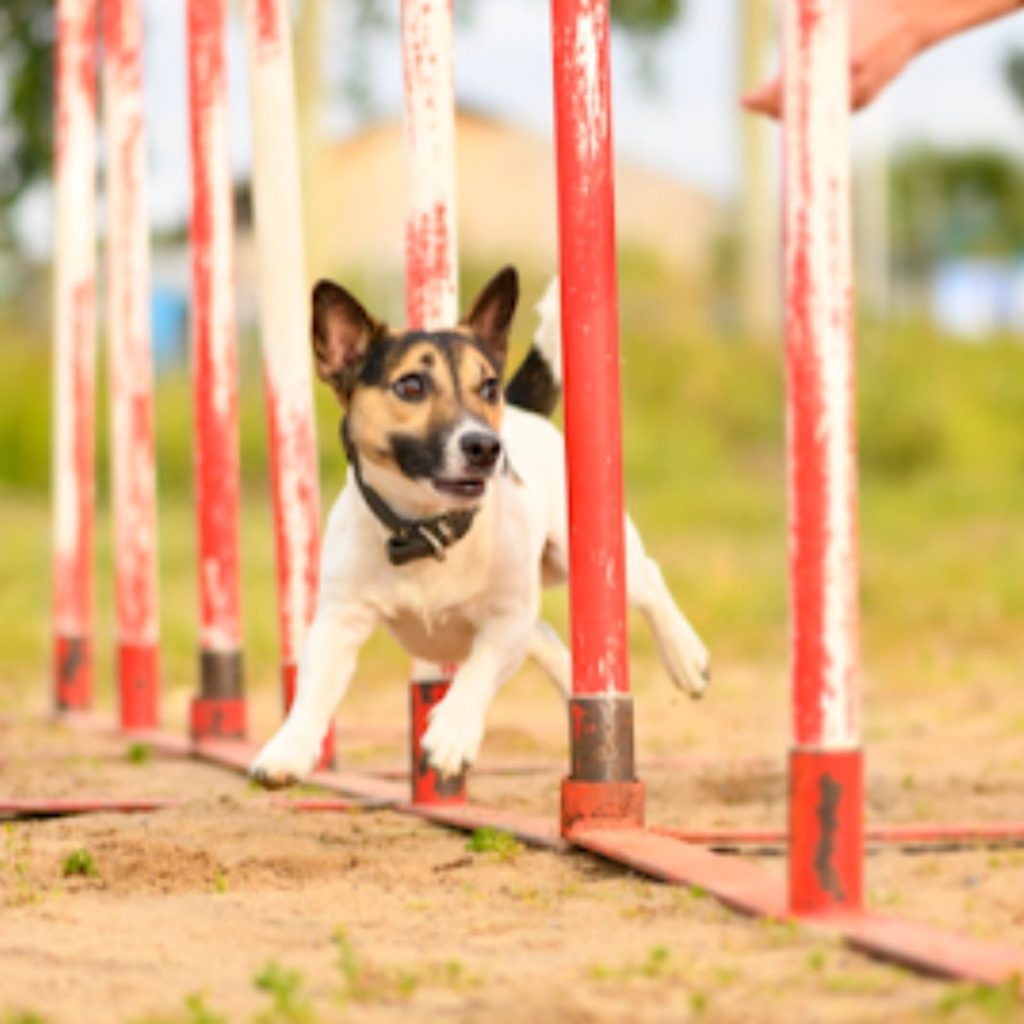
191, 649, 246, 740
282, 662, 335, 770
410, 679, 466, 804
54, 634, 92, 712
118, 642, 159, 731
561, 695, 644, 835
789, 747, 863, 915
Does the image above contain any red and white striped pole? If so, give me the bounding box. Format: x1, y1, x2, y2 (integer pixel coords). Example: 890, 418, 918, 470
551, 0, 643, 834
242, 0, 331, 766
52, 0, 98, 713
103, 0, 161, 732
783, 0, 863, 914
401, 0, 458, 331
186, 0, 246, 740
401, 0, 464, 805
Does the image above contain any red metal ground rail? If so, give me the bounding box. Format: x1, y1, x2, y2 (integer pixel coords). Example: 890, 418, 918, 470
44, 716, 1024, 985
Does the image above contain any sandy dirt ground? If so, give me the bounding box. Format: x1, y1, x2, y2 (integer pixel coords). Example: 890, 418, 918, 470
3, 659, 1024, 1024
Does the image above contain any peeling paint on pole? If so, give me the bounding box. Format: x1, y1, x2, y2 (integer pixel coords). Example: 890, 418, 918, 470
103, 0, 161, 728
783, 0, 858, 750
242, 0, 321, 688
401, 0, 457, 329
551, 0, 628, 697
187, 0, 243, 657
52, 0, 98, 710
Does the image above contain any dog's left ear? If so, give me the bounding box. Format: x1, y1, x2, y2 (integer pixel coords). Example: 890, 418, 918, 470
462, 266, 518, 368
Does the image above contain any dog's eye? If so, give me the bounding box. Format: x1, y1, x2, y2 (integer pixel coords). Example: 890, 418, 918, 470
392, 373, 429, 402
479, 377, 501, 404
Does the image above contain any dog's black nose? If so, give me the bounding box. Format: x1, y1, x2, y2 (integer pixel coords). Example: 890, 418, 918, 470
460, 432, 501, 471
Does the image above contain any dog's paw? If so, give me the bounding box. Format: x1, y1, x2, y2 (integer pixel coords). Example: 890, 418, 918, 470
249, 731, 318, 789
662, 631, 711, 700
421, 693, 484, 779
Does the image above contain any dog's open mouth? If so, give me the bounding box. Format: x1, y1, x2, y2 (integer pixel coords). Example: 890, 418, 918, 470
432, 477, 487, 500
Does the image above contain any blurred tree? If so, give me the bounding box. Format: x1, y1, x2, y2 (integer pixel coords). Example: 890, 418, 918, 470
889, 146, 1024, 280
1006, 48, 1024, 111
0, 0, 54, 244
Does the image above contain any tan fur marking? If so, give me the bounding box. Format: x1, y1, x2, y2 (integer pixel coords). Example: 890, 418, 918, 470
457, 344, 504, 432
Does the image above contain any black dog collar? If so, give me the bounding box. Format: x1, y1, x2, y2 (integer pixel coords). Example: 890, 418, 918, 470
341, 420, 478, 566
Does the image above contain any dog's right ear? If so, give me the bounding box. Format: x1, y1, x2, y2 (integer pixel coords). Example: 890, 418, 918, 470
311, 280, 380, 403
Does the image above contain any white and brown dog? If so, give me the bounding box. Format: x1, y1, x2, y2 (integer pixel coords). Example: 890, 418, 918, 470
250, 267, 709, 787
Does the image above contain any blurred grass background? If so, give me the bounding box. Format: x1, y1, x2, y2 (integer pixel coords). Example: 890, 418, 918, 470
3, 257, 1024, 723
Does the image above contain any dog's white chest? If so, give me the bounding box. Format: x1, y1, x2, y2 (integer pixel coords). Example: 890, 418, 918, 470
381, 603, 477, 664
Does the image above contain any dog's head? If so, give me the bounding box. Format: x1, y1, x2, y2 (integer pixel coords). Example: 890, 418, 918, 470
311, 266, 518, 515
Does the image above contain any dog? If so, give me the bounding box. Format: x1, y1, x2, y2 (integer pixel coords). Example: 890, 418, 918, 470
250, 267, 710, 787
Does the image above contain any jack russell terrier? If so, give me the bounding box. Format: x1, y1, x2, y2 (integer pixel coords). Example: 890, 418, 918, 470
250, 267, 709, 786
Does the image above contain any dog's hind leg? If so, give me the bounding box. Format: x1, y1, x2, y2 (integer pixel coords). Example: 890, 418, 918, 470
528, 620, 571, 700
624, 517, 710, 698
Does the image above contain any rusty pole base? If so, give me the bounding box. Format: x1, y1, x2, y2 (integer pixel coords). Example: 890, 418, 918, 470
410, 679, 467, 805
789, 747, 864, 916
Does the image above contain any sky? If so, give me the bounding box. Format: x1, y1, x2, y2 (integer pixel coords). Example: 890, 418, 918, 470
16, 1, 1024, 248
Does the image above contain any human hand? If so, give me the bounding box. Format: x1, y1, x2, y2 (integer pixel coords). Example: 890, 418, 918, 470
742, 0, 925, 117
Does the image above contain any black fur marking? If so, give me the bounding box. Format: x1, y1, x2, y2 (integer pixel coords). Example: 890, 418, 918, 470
391, 428, 450, 480
505, 346, 561, 417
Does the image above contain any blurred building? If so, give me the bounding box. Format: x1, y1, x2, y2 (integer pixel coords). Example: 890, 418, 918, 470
307, 109, 722, 312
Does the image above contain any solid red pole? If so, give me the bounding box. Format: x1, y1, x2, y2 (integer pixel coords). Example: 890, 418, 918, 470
103, 0, 161, 732
401, 0, 464, 805
242, 0, 332, 767
186, 0, 246, 741
551, 0, 643, 834
782, 0, 863, 915
52, 0, 98, 713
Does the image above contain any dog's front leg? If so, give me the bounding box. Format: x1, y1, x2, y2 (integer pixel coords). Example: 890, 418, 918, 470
250, 602, 377, 788
421, 616, 533, 777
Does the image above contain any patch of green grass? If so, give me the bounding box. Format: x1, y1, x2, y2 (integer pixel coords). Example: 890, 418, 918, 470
2, 1011, 49, 1024
466, 827, 522, 861
935, 978, 1022, 1021
332, 928, 482, 1004
587, 944, 684, 984
61, 848, 97, 878
211, 869, 228, 894
252, 962, 317, 1024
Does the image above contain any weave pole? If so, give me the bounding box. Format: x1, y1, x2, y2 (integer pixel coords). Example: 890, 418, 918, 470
186, 0, 246, 740
782, 0, 863, 914
52, 0, 98, 713
551, 0, 643, 834
241, 0, 331, 765
103, 0, 161, 731
400, 0, 465, 805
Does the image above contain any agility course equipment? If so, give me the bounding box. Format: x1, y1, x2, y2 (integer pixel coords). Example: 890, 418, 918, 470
37, 0, 1024, 991
103, 0, 161, 731
400, 0, 466, 806
52, 0, 98, 712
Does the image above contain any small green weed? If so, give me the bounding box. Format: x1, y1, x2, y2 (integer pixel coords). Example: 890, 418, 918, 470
62, 848, 97, 878
3, 1011, 48, 1024
466, 827, 522, 861
211, 869, 228, 894
126, 743, 152, 765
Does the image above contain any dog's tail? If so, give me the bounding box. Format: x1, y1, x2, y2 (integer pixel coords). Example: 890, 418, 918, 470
505, 277, 562, 418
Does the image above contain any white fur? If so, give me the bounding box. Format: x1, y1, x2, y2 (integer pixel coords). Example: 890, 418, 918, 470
250, 293, 709, 786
